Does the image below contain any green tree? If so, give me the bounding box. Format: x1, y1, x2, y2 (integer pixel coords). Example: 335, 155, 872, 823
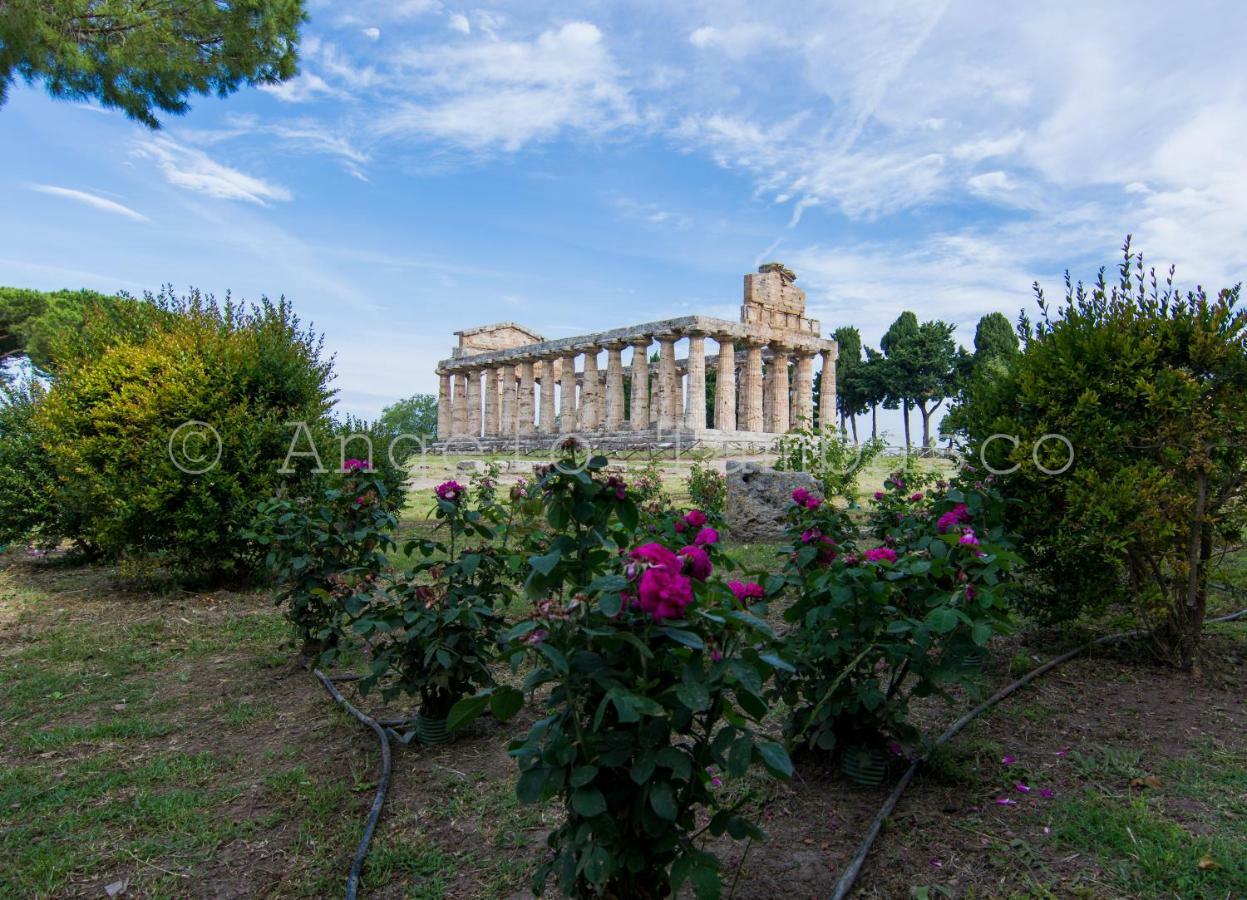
858, 348, 890, 440
909, 319, 959, 447
960, 238, 1247, 669
973, 311, 1019, 363
376, 393, 438, 449
880, 312, 919, 447
0, 286, 126, 373
830, 325, 865, 438
0, 0, 306, 127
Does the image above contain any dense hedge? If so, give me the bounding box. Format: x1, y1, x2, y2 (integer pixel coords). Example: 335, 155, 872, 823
0, 287, 403, 583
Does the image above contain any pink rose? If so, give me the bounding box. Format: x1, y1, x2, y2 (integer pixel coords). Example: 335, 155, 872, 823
678, 545, 713, 581
863, 547, 897, 564
728, 580, 765, 602
683, 509, 708, 527
637, 566, 694, 621
629, 542, 680, 573
694, 527, 719, 546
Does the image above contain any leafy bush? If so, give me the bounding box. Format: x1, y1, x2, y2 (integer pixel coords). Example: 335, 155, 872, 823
686, 461, 726, 517
452, 453, 793, 898
250, 460, 400, 658
778, 475, 1017, 763
774, 427, 886, 502
356, 478, 511, 719
957, 239, 1247, 668
34, 288, 334, 581
0, 380, 60, 546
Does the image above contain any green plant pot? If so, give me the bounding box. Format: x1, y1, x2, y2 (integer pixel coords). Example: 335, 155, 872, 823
840, 745, 889, 786
415, 711, 453, 746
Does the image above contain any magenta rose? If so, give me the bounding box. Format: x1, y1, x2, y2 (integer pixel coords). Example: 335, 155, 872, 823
636, 565, 694, 621
694, 527, 719, 546
678, 545, 713, 581
863, 546, 898, 564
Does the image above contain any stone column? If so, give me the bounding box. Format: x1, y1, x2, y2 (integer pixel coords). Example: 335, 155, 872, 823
770, 343, 791, 434
436, 369, 451, 441
654, 334, 679, 430
465, 368, 482, 437
713, 337, 736, 432
603, 342, 626, 431
499, 364, 516, 437
581, 347, 600, 431
539, 356, 559, 434
629, 338, 650, 430
684, 333, 707, 430
819, 347, 838, 432
483, 367, 500, 437
792, 351, 815, 428
517, 359, 536, 436
559, 351, 579, 433
740, 340, 764, 432
452, 371, 468, 436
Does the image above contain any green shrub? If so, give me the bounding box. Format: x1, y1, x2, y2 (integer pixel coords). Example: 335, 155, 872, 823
685, 461, 726, 517
778, 474, 1017, 761
0, 380, 60, 546
958, 238, 1247, 668
452, 451, 793, 898
35, 288, 334, 582
249, 461, 401, 658
357, 476, 512, 719
773, 427, 886, 502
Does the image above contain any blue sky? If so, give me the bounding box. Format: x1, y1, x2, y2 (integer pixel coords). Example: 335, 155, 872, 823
4, 0, 1246, 430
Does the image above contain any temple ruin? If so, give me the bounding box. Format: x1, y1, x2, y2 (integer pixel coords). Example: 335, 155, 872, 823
434, 264, 838, 449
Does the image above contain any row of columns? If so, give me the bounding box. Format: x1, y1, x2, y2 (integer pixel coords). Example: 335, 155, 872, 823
437, 335, 836, 441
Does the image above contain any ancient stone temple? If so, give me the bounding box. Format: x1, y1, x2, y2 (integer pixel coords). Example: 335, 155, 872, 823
433, 264, 838, 449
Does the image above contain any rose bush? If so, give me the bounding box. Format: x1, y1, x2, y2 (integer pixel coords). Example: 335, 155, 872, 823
250, 459, 401, 660
451, 452, 794, 899
778, 474, 1018, 774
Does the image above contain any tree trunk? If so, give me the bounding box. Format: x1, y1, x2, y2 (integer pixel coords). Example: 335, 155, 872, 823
902, 399, 911, 449
850, 414, 858, 443
871, 405, 878, 439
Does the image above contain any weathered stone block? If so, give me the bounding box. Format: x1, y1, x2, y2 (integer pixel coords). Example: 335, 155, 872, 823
724, 462, 820, 543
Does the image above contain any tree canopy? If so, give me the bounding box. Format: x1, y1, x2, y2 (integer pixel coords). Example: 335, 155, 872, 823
0, 285, 133, 374
0, 0, 306, 127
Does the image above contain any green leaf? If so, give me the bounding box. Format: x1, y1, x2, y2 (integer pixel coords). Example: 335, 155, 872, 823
537, 643, 569, 673
756, 739, 794, 778
928, 607, 959, 634
659, 627, 704, 650
530, 549, 562, 576
648, 781, 676, 820
571, 765, 598, 788
489, 686, 524, 721
676, 681, 711, 712
446, 694, 488, 732
597, 592, 623, 617
759, 651, 795, 673
886, 620, 913, 635
728, 735, 752, 777
571, 787, 608, 817
516, 767, 548, 804
971, 621, 994, 646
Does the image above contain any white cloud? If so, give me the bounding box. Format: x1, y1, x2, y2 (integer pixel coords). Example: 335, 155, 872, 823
362, 26, 381, 40
952, 130, 1024, 162
447, 12, 469, 34
377, 21, 635, 150
133, 138, 293, 205
29, 184, 150, 223
688, 23, 790, 58
260, 70, 345, 103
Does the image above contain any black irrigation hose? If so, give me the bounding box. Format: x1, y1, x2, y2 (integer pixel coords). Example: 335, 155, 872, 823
313, 670, 393, 900
828, 604, 1247, 900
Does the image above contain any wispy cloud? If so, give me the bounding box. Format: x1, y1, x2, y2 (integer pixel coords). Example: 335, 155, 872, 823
376, 21, 636, 151
29, 184, 150, 222
133, 137, 293, 205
